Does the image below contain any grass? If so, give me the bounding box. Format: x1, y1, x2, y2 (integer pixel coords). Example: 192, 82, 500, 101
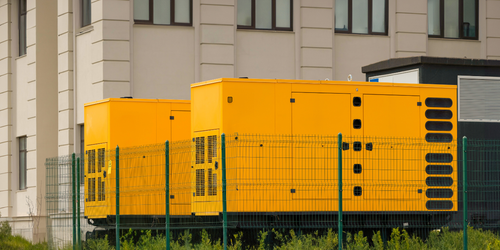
1, 220, 499, 249
0, 221, 48, 250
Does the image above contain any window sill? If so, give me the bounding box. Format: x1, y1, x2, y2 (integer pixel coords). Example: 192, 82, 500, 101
236, 29, 294, 34
17, 189, 27, 193
428, 37, 480, 42
77, 25, 94, 36
334, 32, 389, 38
133, 23, 193, 28
16, 54, 27, 60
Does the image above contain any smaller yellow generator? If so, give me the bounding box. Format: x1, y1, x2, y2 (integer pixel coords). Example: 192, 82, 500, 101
84, 98, 190, 227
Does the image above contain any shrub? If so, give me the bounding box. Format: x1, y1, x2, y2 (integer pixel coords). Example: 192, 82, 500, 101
346, 231, 369, 250
84, 235, 114, 250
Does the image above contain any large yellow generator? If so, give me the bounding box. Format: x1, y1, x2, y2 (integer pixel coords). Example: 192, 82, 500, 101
84, 98, 191, 225
191, 78, 457, 217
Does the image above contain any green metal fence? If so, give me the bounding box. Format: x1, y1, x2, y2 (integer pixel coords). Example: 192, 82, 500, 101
45, 134, 500, 249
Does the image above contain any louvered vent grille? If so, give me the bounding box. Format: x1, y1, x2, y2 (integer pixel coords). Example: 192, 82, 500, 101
196, 169, 205, 196
459, 78, 500, 122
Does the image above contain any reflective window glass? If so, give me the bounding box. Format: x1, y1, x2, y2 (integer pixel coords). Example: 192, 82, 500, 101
82, 0, 92, 27
335, 0, 349, 31
428, 0, 441, 35
134, 0, 150, 21
175, 0, 190, 23
256, 0, 272, 29
237, 0, 252, 26
276, 0, 291, 28
352, 0, 368, 34
463, 0, 476, 37
444, 0, 459, 38
154, 0, 171, 24
372, 0, 385, 33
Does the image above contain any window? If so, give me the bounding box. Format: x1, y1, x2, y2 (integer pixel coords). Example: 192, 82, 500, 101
134, 0, 192, 26
428, 0, 478, 39
19, 136, 27, 190
19, 0, 27, 56
237, 0, 293, 31
82, 0, 91, 27
335, 0, 388, 35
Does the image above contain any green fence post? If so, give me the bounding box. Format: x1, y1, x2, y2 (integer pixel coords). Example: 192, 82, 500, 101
463, 136, 468, 250
165, 141, 170, 250
116, 146, 120, 250
77, 158, 81, 249
338, 133, 343, 250
72, 153, 76, 250
222, 134, 227, 250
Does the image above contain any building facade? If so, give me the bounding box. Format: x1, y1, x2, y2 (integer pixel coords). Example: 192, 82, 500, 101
0, 0, 499, 242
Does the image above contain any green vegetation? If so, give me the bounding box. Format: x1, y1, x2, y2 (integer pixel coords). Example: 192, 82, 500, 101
1, 220, 500, 249
0, 221, 48, 250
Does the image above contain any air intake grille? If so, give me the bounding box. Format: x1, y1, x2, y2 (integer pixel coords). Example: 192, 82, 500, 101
98, 148, 105, 172
459, 77, 500, 122
196, 137, 205, 164
88, 149, 95, 174
196, 169, 205, 196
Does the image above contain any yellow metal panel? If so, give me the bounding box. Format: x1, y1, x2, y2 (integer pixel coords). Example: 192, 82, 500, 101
192, 83, 221, 133
222, 80, 277, 134
190, 78, 458, 215
157, 102, 172, 143
363, 95, 421, 137
170, 110, 191, 215
291, 93, 351, 201
108, 100, 158, 148
171, 111, 191, 141
84, 100, 109, 147
84, 98, 191, 220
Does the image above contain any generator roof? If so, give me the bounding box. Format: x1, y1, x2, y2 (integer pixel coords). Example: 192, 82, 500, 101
191, 78, 457, 89
84, 98, 190, 107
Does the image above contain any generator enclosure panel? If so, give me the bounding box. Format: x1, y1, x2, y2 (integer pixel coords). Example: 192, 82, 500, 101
84, 98, 191, 220
191, 78, 457, 216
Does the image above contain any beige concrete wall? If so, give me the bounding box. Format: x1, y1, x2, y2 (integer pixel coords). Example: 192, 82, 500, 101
236, 31, 295, 79
0, 0, 58, 243
57, 0, 74, 156
428, 39, 482, 58
33, 0, 58, 242
486, 0, 500, 59
334, 34, 391, 81
90, 0, 130, 99
0, 0, 12, 219
394, 0, 427, 57
199, 0, 235, 81
300, 0, 333, 80
133, 26, 194, 100
76, 32, 95, 124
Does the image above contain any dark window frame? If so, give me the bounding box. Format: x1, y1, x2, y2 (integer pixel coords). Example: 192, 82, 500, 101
428, 0, 479, 40
237, 0, 293, 31
335, 0, 389, 36
81, 0, 92, 27
134, 0, 193, 26
19, 136, 27, 190
19, 0, 27, 56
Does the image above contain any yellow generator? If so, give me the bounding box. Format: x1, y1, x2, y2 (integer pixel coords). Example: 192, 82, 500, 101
191, 78, 457, 221
84, 98, 190, 227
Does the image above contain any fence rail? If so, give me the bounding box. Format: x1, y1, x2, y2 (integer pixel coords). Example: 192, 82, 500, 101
45, 134, 500, 249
